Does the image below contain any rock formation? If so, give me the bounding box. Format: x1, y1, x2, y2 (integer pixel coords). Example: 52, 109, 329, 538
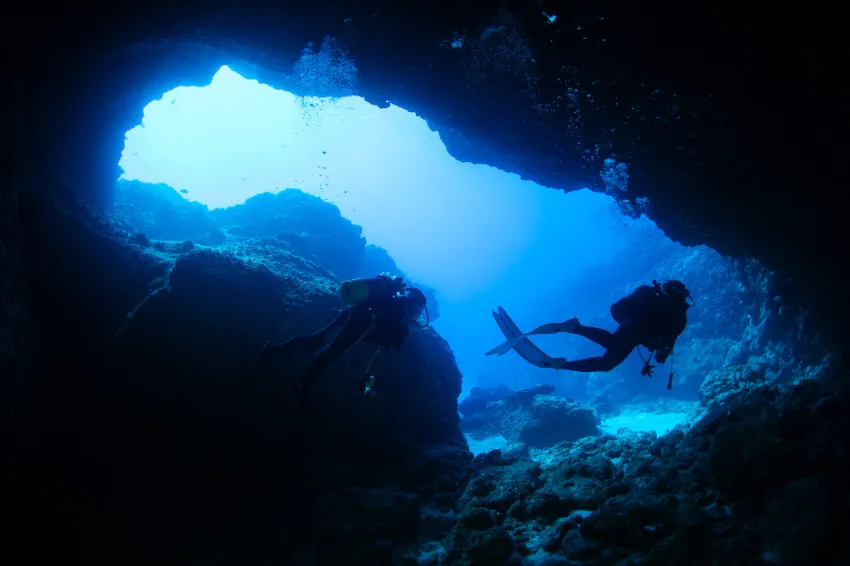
10, 184, 467, 563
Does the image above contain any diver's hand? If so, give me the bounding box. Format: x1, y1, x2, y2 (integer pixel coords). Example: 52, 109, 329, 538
550, 357, 569, 370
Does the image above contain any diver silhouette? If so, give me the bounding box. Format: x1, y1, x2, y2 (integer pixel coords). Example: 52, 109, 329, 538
487, 280, 694, 389
246, 274, 429, 400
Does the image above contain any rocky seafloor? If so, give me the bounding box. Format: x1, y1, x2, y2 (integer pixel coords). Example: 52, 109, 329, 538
452, 366, 849, 565
10, 179, 848, 565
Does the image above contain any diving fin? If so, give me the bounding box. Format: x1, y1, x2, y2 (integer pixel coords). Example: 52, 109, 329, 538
485, 317, 579, 356
490, 307, 568, 370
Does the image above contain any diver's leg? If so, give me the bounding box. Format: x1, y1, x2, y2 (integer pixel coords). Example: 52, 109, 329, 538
560, 329, 637, 373
279, 309, 353, 351
298, 307, 374, 388
321, 307, 357, 335
571, 323, 616, 349
247, 310, 354, 381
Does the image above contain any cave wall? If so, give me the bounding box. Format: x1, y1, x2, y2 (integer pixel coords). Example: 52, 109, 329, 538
4, 0, 847, 341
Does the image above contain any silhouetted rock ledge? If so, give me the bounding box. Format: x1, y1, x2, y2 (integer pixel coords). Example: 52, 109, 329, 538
13, 192, 470, 564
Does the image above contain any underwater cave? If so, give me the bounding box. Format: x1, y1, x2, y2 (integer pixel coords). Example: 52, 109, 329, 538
2, 1, 848, 565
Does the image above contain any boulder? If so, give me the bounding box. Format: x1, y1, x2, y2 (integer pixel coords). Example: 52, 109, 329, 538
459, 385, 516, 417
460, 385, 590, 445
493, 395, 600, 448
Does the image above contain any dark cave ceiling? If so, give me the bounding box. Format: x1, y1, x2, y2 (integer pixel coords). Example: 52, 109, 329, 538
3, 0, 848, 339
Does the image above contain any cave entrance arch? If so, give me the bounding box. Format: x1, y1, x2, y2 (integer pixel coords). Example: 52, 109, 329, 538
110, 63, 806, 405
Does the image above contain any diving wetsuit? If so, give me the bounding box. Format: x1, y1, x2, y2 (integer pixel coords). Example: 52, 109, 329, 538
560, 285, 687, 372
249, 294, 413, 389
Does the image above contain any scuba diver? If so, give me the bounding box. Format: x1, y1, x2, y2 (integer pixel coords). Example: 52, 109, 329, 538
246, 273, 429, 400
486, 280, 694, 389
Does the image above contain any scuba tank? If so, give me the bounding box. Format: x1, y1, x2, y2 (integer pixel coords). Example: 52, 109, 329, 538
340, 276, 403, 305
610, 284, 657, 324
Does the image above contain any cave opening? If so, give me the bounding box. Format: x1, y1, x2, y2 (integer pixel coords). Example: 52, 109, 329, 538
4, 4, 846, 564
113, 63, 800, 436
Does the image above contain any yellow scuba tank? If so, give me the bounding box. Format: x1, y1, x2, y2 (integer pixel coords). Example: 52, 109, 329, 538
340, 277, 400, 305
